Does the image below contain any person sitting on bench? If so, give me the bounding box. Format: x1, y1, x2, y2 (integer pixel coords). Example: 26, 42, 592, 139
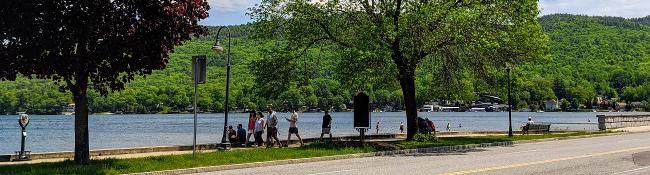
522, 117, 534, 135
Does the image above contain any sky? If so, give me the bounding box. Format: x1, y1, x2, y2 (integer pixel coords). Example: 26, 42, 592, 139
201, 0, 650, 26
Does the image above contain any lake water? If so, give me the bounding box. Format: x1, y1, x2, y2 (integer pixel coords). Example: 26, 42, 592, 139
0, 112, 634, 154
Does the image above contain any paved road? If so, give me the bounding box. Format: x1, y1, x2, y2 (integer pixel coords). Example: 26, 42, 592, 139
197, 132, 650, 175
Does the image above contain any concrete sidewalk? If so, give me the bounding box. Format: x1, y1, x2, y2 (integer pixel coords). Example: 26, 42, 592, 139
612, 125, 650, 132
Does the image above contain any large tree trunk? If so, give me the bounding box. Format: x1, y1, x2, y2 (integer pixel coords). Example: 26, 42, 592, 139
398, 70, 418, 140
72, 75, 90, 164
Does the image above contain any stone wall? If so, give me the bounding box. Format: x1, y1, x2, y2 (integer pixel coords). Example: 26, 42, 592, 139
597, 115, 650, 130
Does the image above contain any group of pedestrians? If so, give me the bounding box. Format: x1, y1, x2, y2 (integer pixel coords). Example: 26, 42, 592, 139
227, 105, 334, 148
417, 117, 437, 134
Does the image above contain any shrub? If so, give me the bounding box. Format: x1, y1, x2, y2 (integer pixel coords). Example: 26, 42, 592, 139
413, 133, 437, 142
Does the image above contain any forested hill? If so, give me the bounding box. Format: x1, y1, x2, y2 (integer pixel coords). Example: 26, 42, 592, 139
513, 14, 650, 110
3, 14, 650, 114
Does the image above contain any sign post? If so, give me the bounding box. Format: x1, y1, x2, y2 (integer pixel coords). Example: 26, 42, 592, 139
192, 56, 207, 158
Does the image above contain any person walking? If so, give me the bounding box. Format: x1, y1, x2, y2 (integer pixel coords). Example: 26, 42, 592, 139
254, 112, 266, 147
446, 122, 451, 131
246, 111, 256, 146
320, 110, 333, 140
266, 105, 283, 148
399, 122, 404, 133
375, 122, 380, 134
285, 108, 304, 146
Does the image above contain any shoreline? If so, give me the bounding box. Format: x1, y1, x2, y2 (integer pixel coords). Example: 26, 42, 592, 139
0, 130, 582, 162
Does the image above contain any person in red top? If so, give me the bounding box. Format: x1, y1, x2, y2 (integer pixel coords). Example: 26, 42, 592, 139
425, 118, 436, 136
246, 111, 256, 146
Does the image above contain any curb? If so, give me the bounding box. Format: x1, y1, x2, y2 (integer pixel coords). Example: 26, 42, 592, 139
126, 142, 515, 175
124, 131, 647, 175
125, 153, 375, 175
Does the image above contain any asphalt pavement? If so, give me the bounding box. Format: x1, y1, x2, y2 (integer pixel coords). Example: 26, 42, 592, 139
197, 132, 650, 175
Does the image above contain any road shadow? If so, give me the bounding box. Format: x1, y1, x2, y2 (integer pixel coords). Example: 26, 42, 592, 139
633, 151, 650, 166
382, 148, 492, 157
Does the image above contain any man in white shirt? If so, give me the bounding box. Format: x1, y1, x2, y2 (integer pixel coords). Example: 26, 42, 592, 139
266, 105, 283, 148
522, 117, 534, 135
285, 108, 304, 146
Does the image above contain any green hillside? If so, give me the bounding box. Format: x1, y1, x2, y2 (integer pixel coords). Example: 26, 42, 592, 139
2, 14, 650, 114
514, 14, 650, 110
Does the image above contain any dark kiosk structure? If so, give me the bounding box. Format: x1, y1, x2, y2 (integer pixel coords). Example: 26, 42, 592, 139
354, 92, 370, 143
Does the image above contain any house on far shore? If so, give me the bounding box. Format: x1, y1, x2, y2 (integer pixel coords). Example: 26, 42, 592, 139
630, 102, 643, 109
616, 102, 628, 111
545, 99, 559, 111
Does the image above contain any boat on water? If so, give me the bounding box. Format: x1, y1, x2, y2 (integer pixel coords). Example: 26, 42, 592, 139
62, 103, 75, 115
468, 108, 487, 112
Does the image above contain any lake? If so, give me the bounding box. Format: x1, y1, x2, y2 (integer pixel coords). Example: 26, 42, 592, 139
0, 111, 633, 154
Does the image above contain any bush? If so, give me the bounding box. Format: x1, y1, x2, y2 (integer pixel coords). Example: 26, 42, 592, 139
413, 133, 437, 142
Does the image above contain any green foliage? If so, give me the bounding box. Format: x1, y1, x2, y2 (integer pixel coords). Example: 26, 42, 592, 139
6, 14, 650, 114
413, 133, 437, 142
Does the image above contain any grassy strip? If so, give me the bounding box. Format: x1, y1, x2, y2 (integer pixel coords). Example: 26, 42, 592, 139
0, 145, 373, 175
0, 131, 613, 175
396, 131, 614, 149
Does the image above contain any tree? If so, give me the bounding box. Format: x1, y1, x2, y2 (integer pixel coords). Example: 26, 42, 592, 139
250, 0, 548, 139
561, 99, 570, 112
0, 0, 209, 163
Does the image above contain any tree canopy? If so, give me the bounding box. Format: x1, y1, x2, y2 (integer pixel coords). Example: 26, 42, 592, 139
248, 0, 548, 139
0, 0, 209, 163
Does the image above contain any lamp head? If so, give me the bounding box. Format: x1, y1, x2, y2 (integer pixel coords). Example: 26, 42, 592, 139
212, 42, 224, 53
505, 63, 511, 70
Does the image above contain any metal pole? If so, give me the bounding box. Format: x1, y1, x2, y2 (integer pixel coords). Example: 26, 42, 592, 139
20, 127, 26, 158
507, 67, 513, 137
193, 71, 198, 158
218, 27, 232, 146
360, 129, 365, 144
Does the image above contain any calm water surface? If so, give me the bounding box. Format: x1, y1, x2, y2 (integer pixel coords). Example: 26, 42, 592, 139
0, 112, 634, 154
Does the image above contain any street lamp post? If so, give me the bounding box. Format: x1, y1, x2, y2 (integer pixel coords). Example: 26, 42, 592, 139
506, 63, 513, 137
213, 26, 231, 148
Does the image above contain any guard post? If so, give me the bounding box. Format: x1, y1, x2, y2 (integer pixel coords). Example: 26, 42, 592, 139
192, 55, 207, 158
354, 92, 370, 144
15, 114, 31, 161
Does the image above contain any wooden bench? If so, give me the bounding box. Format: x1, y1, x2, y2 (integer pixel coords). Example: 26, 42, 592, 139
522, 123, 551, 135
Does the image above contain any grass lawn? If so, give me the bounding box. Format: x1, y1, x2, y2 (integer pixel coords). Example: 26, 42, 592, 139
396, 131, 614, 149
0, 131, 613, 175
0, 145, 373, 175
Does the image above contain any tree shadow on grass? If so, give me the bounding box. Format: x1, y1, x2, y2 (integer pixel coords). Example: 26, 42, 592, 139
299, 140, 396, 152
385, 148, 491, 157
0, 158, 131, 175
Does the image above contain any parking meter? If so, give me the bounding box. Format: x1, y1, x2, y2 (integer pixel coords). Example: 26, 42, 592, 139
17, 114, 31, 160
